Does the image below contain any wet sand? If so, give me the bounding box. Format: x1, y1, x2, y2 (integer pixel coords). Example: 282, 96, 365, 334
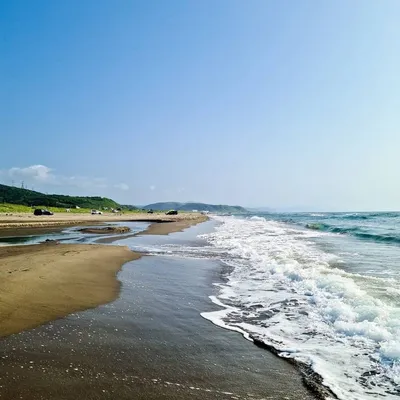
0, 216, 207, 337
0, 226, 67, 238
0, 255, 317, 400
96, 218, 208, 244
0, 243, 138, 336
79, 226, 131, 234
141, 219, 208, 235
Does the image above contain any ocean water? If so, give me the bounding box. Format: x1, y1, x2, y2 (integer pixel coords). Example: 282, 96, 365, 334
113, 214, 399, 398
198, 213, 400, 399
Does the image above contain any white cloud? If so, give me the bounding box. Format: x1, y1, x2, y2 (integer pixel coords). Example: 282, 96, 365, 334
0, 165, 110, 191
8, 165, 54, 182
150, 185, 156, 191
115, 183, 129, 191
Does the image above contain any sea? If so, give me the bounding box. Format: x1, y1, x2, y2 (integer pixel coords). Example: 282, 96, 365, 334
195, 212, 400, 399
134, 212, 400, 400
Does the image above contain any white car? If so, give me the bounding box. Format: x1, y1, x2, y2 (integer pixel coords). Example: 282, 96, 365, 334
91, 210, 103, 215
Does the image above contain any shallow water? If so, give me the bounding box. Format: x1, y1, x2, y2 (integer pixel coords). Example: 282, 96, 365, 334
0, 221, 150, 245
196, 214, 400, 400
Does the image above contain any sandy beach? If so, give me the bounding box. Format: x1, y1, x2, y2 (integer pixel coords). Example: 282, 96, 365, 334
0, 243, 139, 337
0, 212, 206, 230
0, 213, 207, 338
0, 215, 319, 399
0, 224, 317, 400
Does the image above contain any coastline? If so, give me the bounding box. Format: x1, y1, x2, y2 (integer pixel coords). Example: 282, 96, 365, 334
0, 212, 206, 230
0, 215, 319, 400
0, 214, 208, 337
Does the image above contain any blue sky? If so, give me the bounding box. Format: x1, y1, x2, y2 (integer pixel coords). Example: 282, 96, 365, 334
1, 0, 400, 210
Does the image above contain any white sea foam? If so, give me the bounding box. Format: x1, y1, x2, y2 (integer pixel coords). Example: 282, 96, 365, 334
200, 216, 400, 400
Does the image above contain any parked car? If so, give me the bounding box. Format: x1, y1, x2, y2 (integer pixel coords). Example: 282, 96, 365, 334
165, 210, 178, 215
34, 209, 54, 216
147, 209, 154, 214
91, 209, 103, 215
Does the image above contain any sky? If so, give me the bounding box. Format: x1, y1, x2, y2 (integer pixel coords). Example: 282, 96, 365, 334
1, 0, 400, 211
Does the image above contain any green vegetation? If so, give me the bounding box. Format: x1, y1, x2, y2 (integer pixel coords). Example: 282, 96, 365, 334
0, 203, 148, 214
0, 203, 93, 214
120, 204, 140, 211
0, 203, 33, 213
0, 183, 247, 215
143, 202, 247, 213
0, 184, 122, 210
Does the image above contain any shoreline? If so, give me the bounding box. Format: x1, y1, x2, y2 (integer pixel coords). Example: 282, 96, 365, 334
0, 212, 208, 239
0, 215, 320, 399
96, 217, 208, 244
0, 212, 207, 230
0, 215, 208, 337
0, 252, 318, 400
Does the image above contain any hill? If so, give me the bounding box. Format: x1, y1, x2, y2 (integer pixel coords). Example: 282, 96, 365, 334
143, 202, 247, 213
0, 184, 121, 210
0, 184, 245, 213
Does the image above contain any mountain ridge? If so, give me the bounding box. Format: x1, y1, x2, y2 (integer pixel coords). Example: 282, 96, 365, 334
0, 183, 247, 213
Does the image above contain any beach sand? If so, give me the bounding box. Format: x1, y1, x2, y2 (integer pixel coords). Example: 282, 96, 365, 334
0, 243, 139, 337
0, 212, 207, 230
0, 215, 207, 337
